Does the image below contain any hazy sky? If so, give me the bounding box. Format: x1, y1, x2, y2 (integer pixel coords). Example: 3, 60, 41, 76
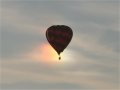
1, 0, 119, 89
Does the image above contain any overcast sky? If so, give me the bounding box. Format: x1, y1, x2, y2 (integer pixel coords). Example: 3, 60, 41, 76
1, 0, 119, 89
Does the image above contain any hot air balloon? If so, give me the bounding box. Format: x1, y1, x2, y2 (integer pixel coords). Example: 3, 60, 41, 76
46, 25, 73, 60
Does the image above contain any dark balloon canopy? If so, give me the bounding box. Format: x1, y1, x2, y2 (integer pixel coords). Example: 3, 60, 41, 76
46, 25, 73, 60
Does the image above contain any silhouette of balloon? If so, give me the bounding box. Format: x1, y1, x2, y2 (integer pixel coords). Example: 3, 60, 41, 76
46, 25, 73, 60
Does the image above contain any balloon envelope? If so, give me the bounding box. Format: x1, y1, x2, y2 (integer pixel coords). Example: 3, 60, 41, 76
46, 25, 73, 56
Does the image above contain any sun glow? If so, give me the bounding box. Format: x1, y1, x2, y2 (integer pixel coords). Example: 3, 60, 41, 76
27, 43, 74, 65
30, 43, 58, 64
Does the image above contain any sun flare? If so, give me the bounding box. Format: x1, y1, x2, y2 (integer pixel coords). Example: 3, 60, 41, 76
28, 43, 74, 65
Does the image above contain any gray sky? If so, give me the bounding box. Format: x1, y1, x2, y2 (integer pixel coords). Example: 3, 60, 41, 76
1, 0, 119, 89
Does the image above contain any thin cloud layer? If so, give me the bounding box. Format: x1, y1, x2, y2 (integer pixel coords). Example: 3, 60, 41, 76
1, 0, 119, 89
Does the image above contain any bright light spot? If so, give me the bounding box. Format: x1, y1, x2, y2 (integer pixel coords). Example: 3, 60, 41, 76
27, 43, 74, 65
60, 49, 75, 65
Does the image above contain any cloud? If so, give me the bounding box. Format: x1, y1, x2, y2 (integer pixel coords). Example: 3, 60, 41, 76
1, 58, 118, 89
99, 30, 119, 52
1, 82, 80, 89
1, 29, 45, 59
1, 1, 119, 89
